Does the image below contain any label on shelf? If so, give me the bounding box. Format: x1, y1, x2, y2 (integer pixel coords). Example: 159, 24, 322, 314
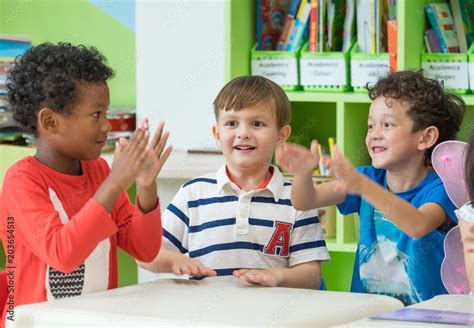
251, 58, 298, 86
422, 61, 469, 90
351, 59, 390, 87
469, 62, 474, 91
300, 58, 346, 86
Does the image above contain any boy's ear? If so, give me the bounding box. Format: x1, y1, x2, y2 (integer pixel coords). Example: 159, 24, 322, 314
277, 125, 291, 145
418, 126, 439, 151
212, 124, 221, 147
37, 108, 60, 133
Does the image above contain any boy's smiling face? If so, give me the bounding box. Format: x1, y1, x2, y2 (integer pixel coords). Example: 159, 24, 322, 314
51, 82, 111, 161
213, 100, 290, 176
366, 96, 428, 171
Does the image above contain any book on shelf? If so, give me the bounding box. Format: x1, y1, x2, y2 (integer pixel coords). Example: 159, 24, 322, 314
326, 0, 346, 52
0, 35, 31, 58
356, 0, 374, 53
256, 0, 289, 50
424, 29, 441, 53
342, 0, 356, 52
287, 0, 311, 51
277, 0, 301, 50
450, 0, 473, 52
425, 3, 460, 53
387, 20, 397, 72
309, 0, 319, 51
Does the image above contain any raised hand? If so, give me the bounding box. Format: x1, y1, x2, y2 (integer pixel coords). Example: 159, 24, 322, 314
233, 268, 282, 287
325, 145, 363, 194
114, 119, 172, 188
108, 126, 151, 191
276, 140, 320, 175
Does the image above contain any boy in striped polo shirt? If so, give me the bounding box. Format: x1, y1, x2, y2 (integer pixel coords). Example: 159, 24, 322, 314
139, 76, 330, 289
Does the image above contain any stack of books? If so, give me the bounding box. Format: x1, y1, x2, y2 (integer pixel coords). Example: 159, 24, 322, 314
257, 0, 312, 51
0, 35, 31, 145
425, 1, 474, 53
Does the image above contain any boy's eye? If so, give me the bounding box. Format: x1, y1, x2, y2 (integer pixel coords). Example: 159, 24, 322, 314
384, 122, 394, 128
368, 124, 374, 129
92, 112, 100, 118
253, 121, 264, 127
225, 120, 237, 127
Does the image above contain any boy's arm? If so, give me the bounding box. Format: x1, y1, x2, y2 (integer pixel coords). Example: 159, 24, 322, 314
138, 244, 216, 277
233, 261, 322, 289
328, 146, 449, 238
276, 141, 346, 210
357, 175, 447, 237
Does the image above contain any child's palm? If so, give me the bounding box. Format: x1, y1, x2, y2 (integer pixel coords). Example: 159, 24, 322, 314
115, 121, 172, 188
135, 122, 172, 187
276, 140, 320, 174
326, 145, 361, 194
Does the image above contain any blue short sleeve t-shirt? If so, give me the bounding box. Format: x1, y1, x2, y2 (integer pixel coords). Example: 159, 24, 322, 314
337, 166, 457, 305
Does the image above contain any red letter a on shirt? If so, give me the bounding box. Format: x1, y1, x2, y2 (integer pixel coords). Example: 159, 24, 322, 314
264, 221, 292, 256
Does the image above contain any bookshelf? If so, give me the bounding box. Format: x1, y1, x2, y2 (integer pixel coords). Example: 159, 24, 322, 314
225, 0, 474, 291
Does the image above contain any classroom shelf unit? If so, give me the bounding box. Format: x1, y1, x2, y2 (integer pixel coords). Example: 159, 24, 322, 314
225, 0, 474, 291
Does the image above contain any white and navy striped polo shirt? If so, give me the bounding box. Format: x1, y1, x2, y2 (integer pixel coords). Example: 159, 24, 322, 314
162, 164, 330, 278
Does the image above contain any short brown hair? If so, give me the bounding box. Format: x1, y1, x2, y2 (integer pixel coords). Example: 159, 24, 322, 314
213, 76, 291, 128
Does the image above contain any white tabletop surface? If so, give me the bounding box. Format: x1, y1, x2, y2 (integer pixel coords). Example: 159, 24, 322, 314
338, 294, 474, 327
9, 279, 403, 327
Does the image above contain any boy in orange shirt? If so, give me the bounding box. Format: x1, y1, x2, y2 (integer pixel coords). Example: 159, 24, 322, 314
0, 43, 171, 326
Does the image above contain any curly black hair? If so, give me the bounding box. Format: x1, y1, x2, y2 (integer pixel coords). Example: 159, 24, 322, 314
367, 70, 466, 165
7, 42, 114, 134
466, 130, 474, 203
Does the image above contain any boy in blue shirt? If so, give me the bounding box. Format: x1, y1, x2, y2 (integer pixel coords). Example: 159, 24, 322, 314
277, 71, 466, 304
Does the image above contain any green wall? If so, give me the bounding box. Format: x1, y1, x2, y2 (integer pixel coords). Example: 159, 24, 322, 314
1, 0, 136, 107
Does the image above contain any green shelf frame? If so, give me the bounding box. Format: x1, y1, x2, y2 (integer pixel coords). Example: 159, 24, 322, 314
225, 0, 474, 292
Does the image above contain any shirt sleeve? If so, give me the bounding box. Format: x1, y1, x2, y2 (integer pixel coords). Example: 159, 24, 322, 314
288, 208, 330, 267
424, 178, 458, 224
1, 170, 117, 273
161, 185, 190, 254
336, 167, 370, 215
113, 191, 162, 263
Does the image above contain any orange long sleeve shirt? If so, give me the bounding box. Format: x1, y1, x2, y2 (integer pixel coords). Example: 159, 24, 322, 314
0, 157, 162, 327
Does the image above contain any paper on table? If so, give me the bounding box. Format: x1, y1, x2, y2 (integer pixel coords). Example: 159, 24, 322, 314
370, 308, 474, 325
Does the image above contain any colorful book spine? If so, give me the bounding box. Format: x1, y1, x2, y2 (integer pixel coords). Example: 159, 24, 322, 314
425, 3, 460, 53
257, 0, 289, 50
387, 20, 397, 72
277, 0, 301, 50
285, 0, 308, 50
309, 0, 319, 52
289, 0, 312, 51
451, 0, 469, 52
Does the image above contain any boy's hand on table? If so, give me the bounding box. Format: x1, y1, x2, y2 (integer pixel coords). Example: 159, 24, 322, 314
171, 257, 217, 277
275, 140, 320, 176
325, 145, 364, 195
233, 268, 282, 287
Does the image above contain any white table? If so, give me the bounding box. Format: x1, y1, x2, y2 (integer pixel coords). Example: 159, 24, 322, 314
339, 295, 474, 327
9, 279, 403, 327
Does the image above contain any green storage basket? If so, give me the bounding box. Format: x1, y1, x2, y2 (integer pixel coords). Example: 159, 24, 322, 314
350, 43, 390, 93
421, 51, 470, 94
469, 43, 474, 92
299, 41, 353, 92
251, 43, 302, 91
